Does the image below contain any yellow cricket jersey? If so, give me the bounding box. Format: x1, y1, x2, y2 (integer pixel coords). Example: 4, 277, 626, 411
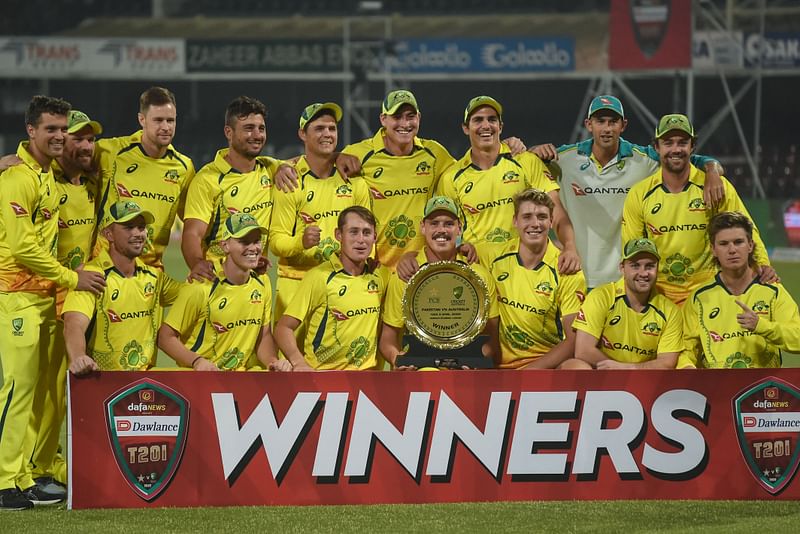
95, 131, 195, 268
573, 279, 683, 364
0, 142, 78, 293
342, 130, 455, 270
163, 263, 272, 370
53, 161, 98, 271
383, 249, 499, 330
284, 254, 388, 370
621, 165, 769, 303
62, 250, 182, 370
437, 146, 558, 263
490, 242, 586, 368
184, 149, 280, 263
269, 156, 371, 280
678, 274, 800, 369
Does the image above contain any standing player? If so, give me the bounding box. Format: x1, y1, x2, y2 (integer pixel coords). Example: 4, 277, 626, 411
438, 96, 580, 272
621, 114, 773, 304
182, 96, 279, 282
95, 86, 195, 269
0, 96, 105, 510
561, 238, 683, 369
490, 189, 586, 369
269, 102, 371, 345
159, 214, 289, 371
379, 196, 499, 368
64, 201, 182, 375
274, 206, 387, 371
679, 212, 800, 369
531, 95, 724, 289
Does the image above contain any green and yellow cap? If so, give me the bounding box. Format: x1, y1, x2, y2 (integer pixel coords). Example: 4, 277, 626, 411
381, 89, 419, 115
299, 102, 343, 130
587, 95, 624, 119
224, 213, 268, 239
463, 95, 503, 124
423, 196, 460, 219
67, 110, 103, 135
622, 237, 660, 261
103, 200, 154, 228
655, 113, 695, 139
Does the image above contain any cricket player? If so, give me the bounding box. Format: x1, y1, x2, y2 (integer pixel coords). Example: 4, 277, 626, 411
159, 213, 288, 371
621, 113, 774, 304
95, 86, 195, 269
679, 212, 800, 369
0, 96, 105, 510
562, 238, 683, 370
490, 189, 586, 369
274, 206, 387, 370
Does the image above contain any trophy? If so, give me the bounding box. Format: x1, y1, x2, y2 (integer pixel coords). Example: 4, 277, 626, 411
395, 260, 493, 369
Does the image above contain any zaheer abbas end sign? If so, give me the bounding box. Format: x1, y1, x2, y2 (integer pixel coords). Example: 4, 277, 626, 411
68, 370, 800, 509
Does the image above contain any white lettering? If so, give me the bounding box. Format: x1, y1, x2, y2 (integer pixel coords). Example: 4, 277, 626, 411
573, 391, 643, 475
642, 390, 708, 474
507, 391, 576, 475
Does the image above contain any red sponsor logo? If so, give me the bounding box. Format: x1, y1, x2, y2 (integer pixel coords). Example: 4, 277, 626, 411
116, 419, 131, 431
543, 170, 554, 181
226, 207, 239, 215
212, 322, 228, 333
116, 184, 132, 198
108, 309, 122, 323
41, 208, 52, 220
139, 389, 154, 402
576, 309, 586, 322
462, 204, 479, 215
576, 291, 586, 303
10, 202, 28, 216
299, 212, 315, 224
646, 223, 662, 236
58, 219, 68, 229
330, 309, 348, 321
709, 330, 723, 342
600, 335, 613, 349
369, 187, 385, 200
765, 387, 780, 400
742, 416, 757, 428
571, 183, 586, 196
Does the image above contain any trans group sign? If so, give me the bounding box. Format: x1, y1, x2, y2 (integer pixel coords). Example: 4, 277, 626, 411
68, 369, 800, 508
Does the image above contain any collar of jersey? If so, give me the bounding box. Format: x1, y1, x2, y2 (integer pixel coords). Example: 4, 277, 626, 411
16, 141, 46, 172
93, 249, 149, 278
213, 148, 270, 176
51, 158, 89, 186
130, 130, 176, 160
374, 128, 423, 156
296, 155, 341, 182
418, 247, 469, 268
576, 137, 634, 159
658, 163, 702, 192
514, 240, 560, 271
713, 271, 761, 296
458, 143, 513, 170
611, 278, 655, 313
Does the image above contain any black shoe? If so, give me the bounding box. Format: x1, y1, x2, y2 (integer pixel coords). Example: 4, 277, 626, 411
0, 488, 33, 511
21, 484, 63, 505
33, 477, 67, 499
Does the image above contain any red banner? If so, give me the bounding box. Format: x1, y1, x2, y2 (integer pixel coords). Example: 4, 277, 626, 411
609, 0, 692, 70
68, 369, 800, 509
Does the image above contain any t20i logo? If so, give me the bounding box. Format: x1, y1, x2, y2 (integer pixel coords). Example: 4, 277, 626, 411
733, 377, 800, 494
104, 378, 190, 501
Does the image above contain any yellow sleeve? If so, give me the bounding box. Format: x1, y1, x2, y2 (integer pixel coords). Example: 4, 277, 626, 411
176, 157, 196, 221
284, 268, 326, 321
262, 282, 273, 326
268, 187, 304, 258
160, 273, 184, 306
677, 296, 703, 368
382, 273, 406, 328
521, 152, 559, 194
657, 301, 684, 355
1, 169, 78, 288
436, 166, 458, 201
474, 264, 499, 319
719, 179, 770, 267
183, 172, 220, 223
753, 285, 800, 352
558, 271, 587, 316
256, 156, 284, 175
341, 139, 373, 162
94, 137, 125, 203
62, 269, 101, 319
352, 178, 373, 211
163, 281, 207, 340
572, 286, 609, 339
621, 182, 646, 247
423, 138, 456, 192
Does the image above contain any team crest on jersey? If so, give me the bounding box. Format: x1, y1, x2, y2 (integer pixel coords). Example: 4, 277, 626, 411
104, 378, 189, 501
116, 183, 133, 198
415, 161, 431, 175
384, 215, 416, 248
688, 198, 705, 212
752, 300, 770, 314
367, 279, 379, 293
502, 171, 520, 184
535, 281, 554, 296
163, 169, 179, 184
250, 290, 262, 304
733, 377, 800, 494
11, 317, 23, 336
336, 184, 353, 197
571, 183, 586, 196
616, 160, 626, 171
662, 253, 694, 283
641, 321, 661, 336
143, 282, 155, 297
260, 175, 271, 188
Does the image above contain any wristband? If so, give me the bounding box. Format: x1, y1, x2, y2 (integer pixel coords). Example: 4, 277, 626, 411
191, 356, 203, 368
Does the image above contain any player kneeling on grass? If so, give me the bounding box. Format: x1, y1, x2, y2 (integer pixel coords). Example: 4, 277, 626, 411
560, 238, 682, 369
679, 212, 800, 369
158, 213, 289, 371
275, 206, 387, 371
64, 201, 182, 375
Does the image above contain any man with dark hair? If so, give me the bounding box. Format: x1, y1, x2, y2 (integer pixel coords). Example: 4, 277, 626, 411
182, 95, 280, 283
94, 86, 195, 269
0, 96, 105, 510
680, 212, 800, 369
275, 206, 387, 371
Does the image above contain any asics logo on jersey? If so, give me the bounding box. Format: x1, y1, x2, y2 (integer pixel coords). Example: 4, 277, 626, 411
306, 191, 314, 202
709, 307, 719, 319
651, 203, 662, 214
580, 162, 591, 171
59, 194, 68, 204
465, 182, 474, 193
116, 184, 133, 198
230, 186, 239, 197
372, 167, 383, 179
218, 298, 227, 309
10, 201, 28, 216
610, 315, 621, 325
111, 289, 119, 300
338, 285, 347, 296
126, 163, 138, 173
496, 272, 509, 281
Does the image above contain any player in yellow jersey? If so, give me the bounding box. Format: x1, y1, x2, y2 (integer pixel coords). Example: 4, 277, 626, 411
94, 87, 195, 269
562, 238, 683, 369
275, 206, 387, 371
490, 189, 586, 369
438, 96, 580, 273
621, 114, 775, 304
159, 213, 288, 371
182, 96, 280, 283
0, 97, 106, 510
379, 196, 499, 368
270, 103, 371, 349
64, 201, 182, 375
679, 212, 800, 369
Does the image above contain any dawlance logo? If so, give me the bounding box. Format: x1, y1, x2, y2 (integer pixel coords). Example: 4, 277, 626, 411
104, 379, 189, 501
733, 377, 800, 494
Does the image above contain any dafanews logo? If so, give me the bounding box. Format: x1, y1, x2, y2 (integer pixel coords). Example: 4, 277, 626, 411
105, 379, 189, 501
733, 377, 800, 495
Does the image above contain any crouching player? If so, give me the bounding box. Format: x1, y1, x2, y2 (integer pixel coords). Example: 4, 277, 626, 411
561, 238, 682, 369
679, 211, 800, 368
64, 201, 182, 375
159, 213, 289, 371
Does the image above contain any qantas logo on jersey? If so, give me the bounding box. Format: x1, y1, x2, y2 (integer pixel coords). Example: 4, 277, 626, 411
116, 183, 176, 203
108, 309, 153, 322
462, 203, 479, 215
709, 329, 754, 342
576, 309, 586, 322
116, 184, 133, 198
301, 210, 340, 223
299, 211, 315, 224
216, 318, 262, 330
62, 217, 94, 227
225, 201, 273, 214
212, 322, 229, 333
369, 186, 427, 199
649, 222, 707, 234
108, 309, 122, 322
9, 202, 28, 216
601, 335, 656, 356
330, 309, 348, 321
346, 306, 380, 318
58, 219, 68, 229
570, 183, 630, 196
498, 296, 547, 316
